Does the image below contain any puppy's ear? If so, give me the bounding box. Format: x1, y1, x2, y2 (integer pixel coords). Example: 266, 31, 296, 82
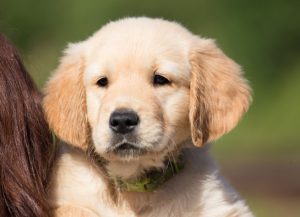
43, 43, 89, 149
189, 39, 251, 147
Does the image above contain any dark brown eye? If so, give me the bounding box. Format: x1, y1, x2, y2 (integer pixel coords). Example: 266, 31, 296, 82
153, 74, 171, 86
96, 77, 108, 87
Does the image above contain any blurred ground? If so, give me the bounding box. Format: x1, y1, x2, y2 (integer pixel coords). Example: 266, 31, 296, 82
1, 1, 299, 216
215, 153, 300, 217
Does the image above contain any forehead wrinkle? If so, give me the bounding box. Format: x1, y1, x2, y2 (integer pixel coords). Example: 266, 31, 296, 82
107, 52, 154, 78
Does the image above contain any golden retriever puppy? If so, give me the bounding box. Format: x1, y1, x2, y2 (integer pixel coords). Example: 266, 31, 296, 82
44, 17, 253, 217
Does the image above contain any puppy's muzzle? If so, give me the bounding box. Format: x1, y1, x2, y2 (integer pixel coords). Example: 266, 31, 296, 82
109, 109, 139, 134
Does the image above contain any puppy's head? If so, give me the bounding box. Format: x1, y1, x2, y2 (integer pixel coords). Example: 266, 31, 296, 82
43, 17, 251, 166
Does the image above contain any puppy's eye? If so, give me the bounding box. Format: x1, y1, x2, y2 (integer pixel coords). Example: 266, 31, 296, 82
153, 74, 171, 86
96, 77, 108, 87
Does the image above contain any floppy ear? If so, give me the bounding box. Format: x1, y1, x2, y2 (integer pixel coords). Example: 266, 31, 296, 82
189, 38, 252, 147
43, 43, 89, 149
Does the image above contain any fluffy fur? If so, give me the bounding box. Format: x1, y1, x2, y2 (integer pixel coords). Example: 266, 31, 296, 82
43, 17, 253, 217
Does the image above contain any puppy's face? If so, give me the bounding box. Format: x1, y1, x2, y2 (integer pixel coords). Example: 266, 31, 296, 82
84, 26, 192, 161
43, 18, 251, 168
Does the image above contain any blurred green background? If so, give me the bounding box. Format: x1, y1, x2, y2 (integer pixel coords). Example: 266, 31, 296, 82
1, 0, 299, 216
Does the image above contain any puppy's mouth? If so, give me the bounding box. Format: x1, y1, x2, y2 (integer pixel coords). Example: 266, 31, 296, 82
110, 142, 147, 157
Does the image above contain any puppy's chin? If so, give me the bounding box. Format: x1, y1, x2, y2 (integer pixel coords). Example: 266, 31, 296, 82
98, 138, 170, 163
106, 142, 148, 160
94, 137, 180, 180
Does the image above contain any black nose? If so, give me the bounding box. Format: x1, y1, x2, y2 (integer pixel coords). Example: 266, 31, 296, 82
109, 109, 139, 134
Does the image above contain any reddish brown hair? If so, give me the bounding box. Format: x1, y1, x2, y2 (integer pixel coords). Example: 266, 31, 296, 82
0, 34, 53, 217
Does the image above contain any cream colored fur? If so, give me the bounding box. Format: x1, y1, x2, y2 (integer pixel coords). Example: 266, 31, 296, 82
44, 17, 253, 217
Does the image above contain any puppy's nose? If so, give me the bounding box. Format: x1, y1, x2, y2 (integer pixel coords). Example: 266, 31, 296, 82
109, 109, 139, 134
